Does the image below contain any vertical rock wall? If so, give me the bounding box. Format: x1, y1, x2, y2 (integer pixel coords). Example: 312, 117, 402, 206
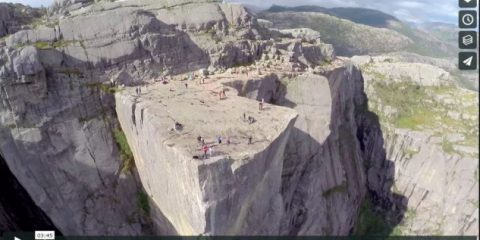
115, 83, 298, 235
223, 64, 369, 235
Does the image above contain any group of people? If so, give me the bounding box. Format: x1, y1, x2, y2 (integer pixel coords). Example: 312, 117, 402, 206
243, 113, 256, 124
197, 135, 231, 159
196, 134, 255, 160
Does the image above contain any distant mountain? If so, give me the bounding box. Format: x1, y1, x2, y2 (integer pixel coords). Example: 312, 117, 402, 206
266, 5, 399, 28
259, 10, 411, 56
411, 22, 457, 46
241, 3, 266, 14
260, 6, 456, 58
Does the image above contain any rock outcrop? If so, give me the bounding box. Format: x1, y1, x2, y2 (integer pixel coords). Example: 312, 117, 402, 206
1, 0, 476, 237
0, 0, 331, 235
224, 63, 370, 235
353, 55, 479, 235
116, 79, 298, 235
0, 3, 44, 38
259, 11, 412, 56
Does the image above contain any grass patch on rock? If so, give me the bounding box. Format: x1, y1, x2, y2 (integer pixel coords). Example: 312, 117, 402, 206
86, 83, 122, 94
322, 183, 348, 197
137, 191, 150, 215
33, 40, 78, 49
113, 128, 135, 173
371, 80, 439, 130
355, 200, 392, 236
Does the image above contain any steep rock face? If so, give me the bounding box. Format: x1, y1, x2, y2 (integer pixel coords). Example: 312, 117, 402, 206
115, 80, 298, 235
0, 3, 43, 38
0, 154, 59, 233
353, 56, 479, 235
0, 62, 142, 234
224, 63, 369, 235
6, 0, 263, 76
279, 68, 367, 235
1, 0, 431, 236
0, 1, 270, 234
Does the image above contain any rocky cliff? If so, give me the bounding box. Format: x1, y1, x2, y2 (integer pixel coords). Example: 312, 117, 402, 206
115, 79, 298, 235
0, 3, 44, 38
0, 0, 476, 237
352, 55, 479, 235
0, 0, 337, 234
223, 65, 371, 235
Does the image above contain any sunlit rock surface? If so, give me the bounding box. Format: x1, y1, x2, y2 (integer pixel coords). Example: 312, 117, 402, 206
116, 76, 298, 235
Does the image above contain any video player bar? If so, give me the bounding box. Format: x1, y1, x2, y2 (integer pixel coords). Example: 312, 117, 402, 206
1, 233, 477, 240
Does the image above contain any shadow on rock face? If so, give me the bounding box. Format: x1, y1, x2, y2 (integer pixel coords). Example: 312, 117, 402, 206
0, 153, 61, 234
222, 73, 297, 109
224, 65, 408, 235
354, 99, 408, 236
328, 66, 408, 236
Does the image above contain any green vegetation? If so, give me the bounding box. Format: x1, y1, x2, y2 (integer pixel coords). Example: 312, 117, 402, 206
86, 83, 122, 94
389, 208, 417, 236
231, 60, 255, 68
441, 138, 455, 154
0, 34, 10, 42
356, 197, 418, 237
367, 76, 478, 157
59, 67, 83, 77
137, 191, 150, 215
370, 79, 477, 133
322, 183, 348, 197
113, 128, 135, 173
371, 81, 436, 130
33, 39, 78, 49
403, 148, 420, 159
355, 200, 392, 236
14, 42, 28, 49
475, 168, 478, 183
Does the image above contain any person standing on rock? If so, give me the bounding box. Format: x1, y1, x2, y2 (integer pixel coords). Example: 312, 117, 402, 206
248, 136, 252, 145
203, 145, 209, 159
185, 83, 188, 89
217, 136, 222, 144
259, 101, 263, 111
197, 136, 202, 145
209, 146, 214, 157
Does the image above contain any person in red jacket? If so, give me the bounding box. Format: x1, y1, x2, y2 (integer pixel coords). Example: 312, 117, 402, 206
203, 145, 209, 159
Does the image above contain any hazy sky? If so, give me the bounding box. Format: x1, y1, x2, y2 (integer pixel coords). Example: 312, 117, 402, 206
0, 0, 458, 24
